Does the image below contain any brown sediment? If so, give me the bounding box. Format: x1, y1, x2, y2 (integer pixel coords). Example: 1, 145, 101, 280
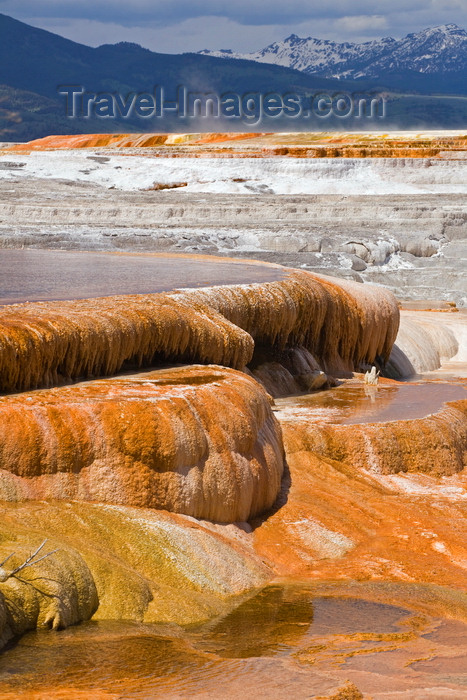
0, 366, 284, 522
316, 681, 364, 699
0, 270, 399, 393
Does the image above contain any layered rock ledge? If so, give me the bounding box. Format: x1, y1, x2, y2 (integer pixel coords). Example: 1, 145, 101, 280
0, 366, 284, 523
0, 270, 399, 394
1, 259, 465, 652
6, 131, 467, 158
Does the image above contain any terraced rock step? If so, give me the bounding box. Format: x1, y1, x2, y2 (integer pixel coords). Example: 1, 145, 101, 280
0, 366, 284, 522
6, 130, 467, 158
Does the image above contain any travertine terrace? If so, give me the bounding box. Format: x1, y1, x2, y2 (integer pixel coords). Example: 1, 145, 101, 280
0, 269, 397, 522
6, 130, 467, 158
1, 131, 466, 306
0, 262, 406, 634
0, 366, 284, 522
281, 394, 467, 476
0, 270, 399, 393
0, 133, 467, 697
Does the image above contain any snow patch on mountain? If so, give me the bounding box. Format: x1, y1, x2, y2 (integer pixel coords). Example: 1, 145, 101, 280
199, 24, 467, 78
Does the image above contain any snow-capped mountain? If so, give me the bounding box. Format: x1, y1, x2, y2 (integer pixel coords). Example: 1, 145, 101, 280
199, 24, 467, 79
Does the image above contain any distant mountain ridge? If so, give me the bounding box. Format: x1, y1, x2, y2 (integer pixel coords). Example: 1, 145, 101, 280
199, 24, 467, 79
1, 13, 467, 140
0, 11, 368, 140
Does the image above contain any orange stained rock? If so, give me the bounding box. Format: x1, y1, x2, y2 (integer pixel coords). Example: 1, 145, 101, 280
0, 366, 284, 523
0, 292, 253, 393
253, 393, 467, 590
7, 133, 135, 151
282, 400, 467, 476
0, 270, 399, 393
172, 271, 399, 374
6, 131, 467, 158
4, 132, 265, 152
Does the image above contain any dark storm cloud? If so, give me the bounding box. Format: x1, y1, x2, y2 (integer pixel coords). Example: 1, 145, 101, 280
2, 0, 466, 53
0, 0, 433, 28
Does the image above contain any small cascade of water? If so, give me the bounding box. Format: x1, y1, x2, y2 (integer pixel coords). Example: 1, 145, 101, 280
0, 254, 466, 686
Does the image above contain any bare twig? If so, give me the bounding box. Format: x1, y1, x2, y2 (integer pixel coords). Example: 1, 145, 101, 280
0, 552, 14, 568
12, 549, 60, 574
0, 540, 60, 582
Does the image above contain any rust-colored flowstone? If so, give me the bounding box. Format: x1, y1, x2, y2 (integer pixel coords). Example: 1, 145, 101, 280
1, 259, 466, 672
0, 366, 284, 522
0, 293, 253, 393
0, 271, 399, 393
253, 393, 467, 591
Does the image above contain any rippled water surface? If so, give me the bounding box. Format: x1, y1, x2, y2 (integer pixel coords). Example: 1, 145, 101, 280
1, 585, 467, 699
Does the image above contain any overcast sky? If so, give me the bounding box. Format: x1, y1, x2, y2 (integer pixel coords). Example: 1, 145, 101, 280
1, 0, 466, 53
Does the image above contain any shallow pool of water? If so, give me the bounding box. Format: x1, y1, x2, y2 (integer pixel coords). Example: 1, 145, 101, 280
0, 249, 284, 305
277, 381, 467, 424
2, 585, 466, 699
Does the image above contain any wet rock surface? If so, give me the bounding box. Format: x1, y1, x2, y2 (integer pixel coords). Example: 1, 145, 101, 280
0, 366, 284, 522
0, 135, 466, 695
0, 178, 464, 305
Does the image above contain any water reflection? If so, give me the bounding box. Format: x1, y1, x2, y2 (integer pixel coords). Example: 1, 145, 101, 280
0, 587, 445, 698
190, 585, 315, 658
0, 623, 205, 696
0, 249, 284, 305
277, 382, 466, 424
